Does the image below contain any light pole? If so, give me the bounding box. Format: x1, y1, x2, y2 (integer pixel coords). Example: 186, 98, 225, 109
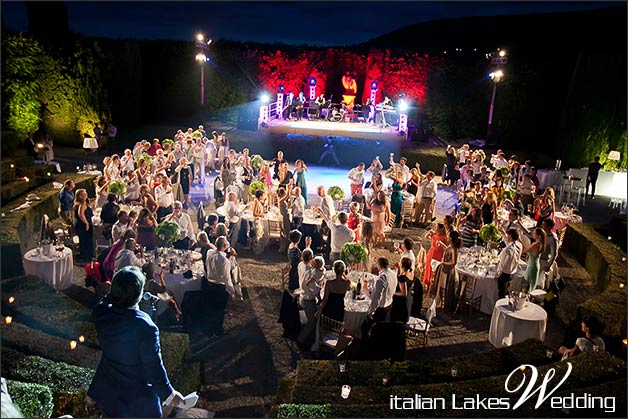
195, 33, 212, 106
486, 48, 507, 143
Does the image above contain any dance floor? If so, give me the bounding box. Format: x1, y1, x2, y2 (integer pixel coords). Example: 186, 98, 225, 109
189, 165, 457, 216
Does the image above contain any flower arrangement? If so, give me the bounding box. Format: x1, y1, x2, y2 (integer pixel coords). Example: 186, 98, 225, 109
327, 186, 345, 201
501, 189, 517, 202
135, 153, 152, 166
249, 180, 267, 196
155, 221, 180, 246
250, 155, 264, 171
161, 138, 174, 149
107, 180, 127, 196
479, 224, 502, 243
340, 242, 367, 265
192, 130, 203, 139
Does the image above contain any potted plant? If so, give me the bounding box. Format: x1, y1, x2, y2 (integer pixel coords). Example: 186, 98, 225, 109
161, 138, 174, 149
135, 153, 152, 166
479, 224, 502, 249
340, 242, 367, 271
327, 186, 345, 210
155, 221, 180, 247
250, 155, 264, 172
248, 180, 267, 196
107, 180, 127, 202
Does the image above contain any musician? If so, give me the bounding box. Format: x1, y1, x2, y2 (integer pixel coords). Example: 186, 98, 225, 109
376, 97, 394, 126
314, 94, 326, 119
295, 92, 306, 121
365, 99, 376, 125
283, 92, 294, 120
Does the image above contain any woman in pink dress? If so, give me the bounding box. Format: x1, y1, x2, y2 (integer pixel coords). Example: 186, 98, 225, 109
423, 223, 448, 286
369, 190, 390, 247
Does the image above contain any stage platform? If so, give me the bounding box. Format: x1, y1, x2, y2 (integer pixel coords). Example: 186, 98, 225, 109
261, 118, 406, 142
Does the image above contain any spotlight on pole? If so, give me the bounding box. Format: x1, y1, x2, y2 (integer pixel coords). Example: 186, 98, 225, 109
398, 100, 409, 112
371, 81, 378, 89
195, 53, 206, 62
261, 93, 270, 103
309, 77, 316, 86
278, 84, 285, 93
196, 33, 204, 42
499, 50, 506, 57
489, 70, 504, 81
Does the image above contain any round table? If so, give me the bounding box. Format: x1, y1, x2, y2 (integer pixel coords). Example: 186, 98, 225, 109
488, 297, 547, 348
23, 247, 74, 291
553, 211, 582, 232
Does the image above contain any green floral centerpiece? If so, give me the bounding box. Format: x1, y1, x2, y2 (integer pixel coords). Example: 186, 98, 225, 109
340, 242, 367, 265
107, 180, 127, 196
249, 180, 266, 196
384, 166, 398, 180
327, 186, 345, 201
155, 221, 180, 246
136, 152, 152, 166
479, 224, 501, 243
501, 188, 517, 202
161, 138, 174, 149
250, 155, 264, 171
192, 130, 203, 139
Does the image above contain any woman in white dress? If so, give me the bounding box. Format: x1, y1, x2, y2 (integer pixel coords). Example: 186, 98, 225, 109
192, 137, 206, 185
120, 149, 135, 175
43, 134, 54, 162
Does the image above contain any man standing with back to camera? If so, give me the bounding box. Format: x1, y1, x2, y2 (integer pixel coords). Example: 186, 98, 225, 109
88, 266, 184, 418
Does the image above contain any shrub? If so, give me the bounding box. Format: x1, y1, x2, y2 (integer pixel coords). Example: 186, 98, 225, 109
6, 380, 54, 418
277, 403, 331, 418
9, 353, 95, 393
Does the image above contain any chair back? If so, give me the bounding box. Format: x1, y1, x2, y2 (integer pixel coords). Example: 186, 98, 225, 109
280, 263, 290, 289
320, 315, 344, 333
464, 275, 478, 300
388, 213, 396, 228
268, 219, 284, 239
416, 244, 427, 276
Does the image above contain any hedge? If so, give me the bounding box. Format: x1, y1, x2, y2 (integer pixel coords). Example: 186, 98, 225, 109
0, 173, 96, 278
563, 223, 627, 340
277, 403, 332, 418
288, 352, 624, 406
1, 347, 100, 417
294, 339, 553, 387
1, 275, 194, 376
6, 379, 54, 418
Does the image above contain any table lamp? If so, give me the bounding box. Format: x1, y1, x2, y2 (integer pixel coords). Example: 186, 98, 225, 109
608, 150, 621, 161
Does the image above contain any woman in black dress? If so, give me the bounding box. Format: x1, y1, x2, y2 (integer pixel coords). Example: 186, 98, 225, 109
175, 157, 192, 208
391, 256, 411, 323
317, 260, 351, 322
73, 188, 94, 261
287, 229, 302, 291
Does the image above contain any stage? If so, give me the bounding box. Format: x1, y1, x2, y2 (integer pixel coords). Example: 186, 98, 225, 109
260, 118, 406, 142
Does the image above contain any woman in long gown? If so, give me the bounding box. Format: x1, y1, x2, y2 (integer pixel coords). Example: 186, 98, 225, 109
437, 230, 462, 312
423, 223, 448, 286
277, 187, 291, 254
175, 157, 193, 208
294, 159, 308, 205
317, 260, 351, 322
391, 257, 412, 323
251, 189, 268, 255
73, 188, 94, 261
522, 228, 546, 292
390, 174, 404, 227
135, 208, 157, 251
369, 190, 390, 248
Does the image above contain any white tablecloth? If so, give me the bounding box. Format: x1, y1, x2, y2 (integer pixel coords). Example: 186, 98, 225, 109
159, 260, 205, 312
553, 211, 582, 231
78, 170, 103, 176
488, 297, 547, 348
23, 247, 74, 291
83, 138, 99, 149
536, 170, 564, 190
567, 168, 627, 199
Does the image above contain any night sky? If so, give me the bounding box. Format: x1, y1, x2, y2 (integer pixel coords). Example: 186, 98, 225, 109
1, 1, 621, 46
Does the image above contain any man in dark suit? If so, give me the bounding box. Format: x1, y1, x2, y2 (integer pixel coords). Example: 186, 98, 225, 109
88, 266, 184, 418
24, 131, 37, 158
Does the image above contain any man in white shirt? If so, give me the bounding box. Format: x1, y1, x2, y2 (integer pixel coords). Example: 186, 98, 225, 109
491, 150, 509, 170
220, 192, 241, 225
458, 144, 470, 164
414, 171, 438, 227
361, 257, 398, 340
347, 163, 366, 196
290, 186, 305, 230
114, 238, 145, 273
155, 176, 174, 222
316, 185, 336, 220
204, 236, 235, 336
497, 229, 524, 298
164, 201, 195, 250
111, 210, 131, 242
319, 211, 355, 262
204, 137, 217, 173
389, 156, 411, 184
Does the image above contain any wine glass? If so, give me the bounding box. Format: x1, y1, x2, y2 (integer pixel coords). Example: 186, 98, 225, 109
393, 242, 400, 251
